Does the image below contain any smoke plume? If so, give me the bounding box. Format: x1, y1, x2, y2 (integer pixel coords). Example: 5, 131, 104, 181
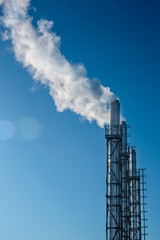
0, 0, 117, 127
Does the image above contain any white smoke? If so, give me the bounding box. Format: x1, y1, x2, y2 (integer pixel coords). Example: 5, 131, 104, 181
0, 0, 117, 127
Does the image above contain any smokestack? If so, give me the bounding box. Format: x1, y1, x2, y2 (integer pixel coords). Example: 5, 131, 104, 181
110, 99, 120, 127
107, 99, 121, 240
106, 101, 148, 240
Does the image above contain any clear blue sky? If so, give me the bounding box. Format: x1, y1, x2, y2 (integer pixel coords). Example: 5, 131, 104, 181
0, 0, 159, 239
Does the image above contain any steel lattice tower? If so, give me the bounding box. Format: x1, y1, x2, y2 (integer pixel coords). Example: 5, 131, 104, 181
105, 100, 148, 240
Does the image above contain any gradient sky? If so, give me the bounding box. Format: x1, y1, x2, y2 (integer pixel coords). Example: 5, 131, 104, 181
0, 0, 160, 239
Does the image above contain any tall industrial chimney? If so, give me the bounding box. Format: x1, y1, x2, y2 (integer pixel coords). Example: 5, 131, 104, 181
110, 99, 120, 127
106, 99, 121, 240
105, 100, 148, 240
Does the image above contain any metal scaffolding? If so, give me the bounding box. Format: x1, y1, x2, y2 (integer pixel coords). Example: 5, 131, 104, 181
105, 100, 148, 240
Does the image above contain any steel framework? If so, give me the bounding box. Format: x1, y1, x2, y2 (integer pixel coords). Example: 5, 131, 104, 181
105, 100, 148, 240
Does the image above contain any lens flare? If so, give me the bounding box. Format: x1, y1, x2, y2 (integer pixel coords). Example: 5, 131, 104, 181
0, 120, 15, 140
19, 118, 42, 140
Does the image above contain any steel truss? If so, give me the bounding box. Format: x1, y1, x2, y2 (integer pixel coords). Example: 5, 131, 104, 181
105, 126, 148, 240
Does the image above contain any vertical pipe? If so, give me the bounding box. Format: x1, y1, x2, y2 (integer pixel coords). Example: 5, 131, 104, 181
129, 149, 137, 240
107, 100, 120, 240
110, 100, 120, 129
130, 149, 136, 175
121, 121, 127, 154
121, 121, 128, 239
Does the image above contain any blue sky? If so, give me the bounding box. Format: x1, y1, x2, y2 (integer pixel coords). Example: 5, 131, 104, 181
0, 0, 160, 239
